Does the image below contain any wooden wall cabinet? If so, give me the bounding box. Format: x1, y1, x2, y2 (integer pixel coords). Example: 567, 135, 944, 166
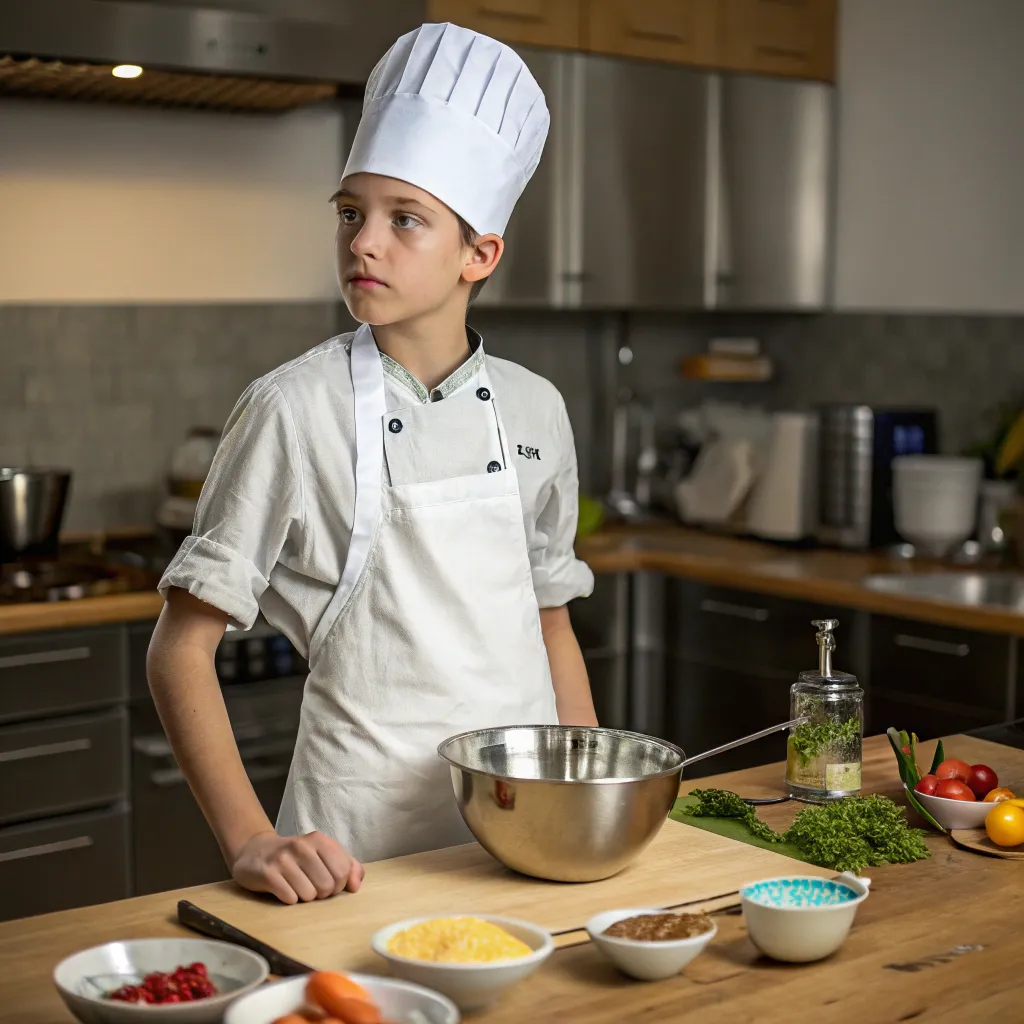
585, 0, 718, 68
429, 0, 837, 82
426, 0, 583, 50
717, 0, 837, 82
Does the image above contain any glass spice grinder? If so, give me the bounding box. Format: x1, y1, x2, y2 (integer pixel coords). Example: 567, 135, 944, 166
786, 618, 864, 802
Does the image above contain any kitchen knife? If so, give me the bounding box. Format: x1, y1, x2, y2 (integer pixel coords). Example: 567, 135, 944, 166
177, 899, 314, 976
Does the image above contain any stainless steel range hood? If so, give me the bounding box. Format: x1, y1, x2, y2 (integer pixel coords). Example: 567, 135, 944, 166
0, 0, 423, 111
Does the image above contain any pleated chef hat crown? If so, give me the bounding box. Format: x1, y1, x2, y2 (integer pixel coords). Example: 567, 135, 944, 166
342, 22, 549, 237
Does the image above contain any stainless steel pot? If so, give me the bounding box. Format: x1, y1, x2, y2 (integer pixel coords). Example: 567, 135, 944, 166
0, 467, 72, 562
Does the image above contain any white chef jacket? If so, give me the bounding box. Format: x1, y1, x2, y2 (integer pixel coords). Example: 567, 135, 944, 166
159, 328, 595, 656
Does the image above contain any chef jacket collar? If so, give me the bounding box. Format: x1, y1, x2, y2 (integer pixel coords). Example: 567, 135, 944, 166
379, 326, 485, 405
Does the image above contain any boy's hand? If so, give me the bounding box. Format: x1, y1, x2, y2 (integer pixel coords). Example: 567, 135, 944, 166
230, 830, 364, 904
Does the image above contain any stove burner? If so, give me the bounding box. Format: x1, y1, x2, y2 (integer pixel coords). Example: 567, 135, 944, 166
0, 560, 156, 603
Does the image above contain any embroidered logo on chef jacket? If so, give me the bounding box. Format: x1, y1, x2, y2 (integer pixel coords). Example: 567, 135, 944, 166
517, 445, 542, 461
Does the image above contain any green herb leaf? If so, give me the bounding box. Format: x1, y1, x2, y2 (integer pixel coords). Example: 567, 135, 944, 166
790, 717, 860, 768
688, 788, 932, 873
909, 732, 922, 784
929, 739, 945, 776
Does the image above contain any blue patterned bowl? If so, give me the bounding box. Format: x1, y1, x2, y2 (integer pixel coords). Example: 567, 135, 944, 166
739, 872, 871, 963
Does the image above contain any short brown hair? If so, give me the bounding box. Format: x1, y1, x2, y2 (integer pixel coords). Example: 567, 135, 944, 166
456, 214, 488, 304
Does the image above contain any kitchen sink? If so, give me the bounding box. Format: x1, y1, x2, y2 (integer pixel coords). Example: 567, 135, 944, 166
863, 572, 1024, 612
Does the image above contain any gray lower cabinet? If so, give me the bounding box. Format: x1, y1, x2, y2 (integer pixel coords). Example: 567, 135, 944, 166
660, 579, 867, 776
0, 625, 132, 922
0, 804, 131, 921
0, 626, 126, 724
0, 707, 128, 825
868, 615, 1013, 738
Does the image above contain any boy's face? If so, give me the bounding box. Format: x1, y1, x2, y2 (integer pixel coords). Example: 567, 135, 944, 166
332, 173, 499, 326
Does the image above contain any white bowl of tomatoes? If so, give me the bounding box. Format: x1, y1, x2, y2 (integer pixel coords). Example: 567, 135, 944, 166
908, 757, 1012, 830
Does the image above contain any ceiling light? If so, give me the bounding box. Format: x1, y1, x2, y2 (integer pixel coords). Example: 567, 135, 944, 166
111, 64, 143, 79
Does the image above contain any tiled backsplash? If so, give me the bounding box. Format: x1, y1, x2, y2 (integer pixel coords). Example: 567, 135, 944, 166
1, 304, 1020, 532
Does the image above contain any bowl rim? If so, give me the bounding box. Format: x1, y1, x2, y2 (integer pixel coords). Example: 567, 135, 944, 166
436, 725, 686, 785
739, 874, 870, 912
224, 971, 461, 1024
370, 913, 555, 971
53, 937, 270, 1009
904, 783, 995, 809
585, 908, 718, 949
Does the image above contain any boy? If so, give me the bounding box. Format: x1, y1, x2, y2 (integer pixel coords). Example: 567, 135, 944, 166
147, 22, 596, 905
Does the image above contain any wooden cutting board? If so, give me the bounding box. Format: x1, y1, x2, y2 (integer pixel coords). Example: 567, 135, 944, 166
167, 821, 837, 972
1, 820, 836, 988
950, 827, 1024, 860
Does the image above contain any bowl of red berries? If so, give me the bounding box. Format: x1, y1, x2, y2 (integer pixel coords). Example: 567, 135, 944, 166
53, 938, 269, 1023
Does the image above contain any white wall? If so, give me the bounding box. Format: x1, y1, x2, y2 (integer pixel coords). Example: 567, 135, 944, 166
0, 98, 344, 303
835, 0, 1024, 312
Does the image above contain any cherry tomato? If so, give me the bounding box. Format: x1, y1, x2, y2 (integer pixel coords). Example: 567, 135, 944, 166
985, 803, 1024, 847
966, 764, 999, 799
914, 774, 939, 796
935, 758, 972, 782
934, 778, 975, 801
983, 787, 1016, 803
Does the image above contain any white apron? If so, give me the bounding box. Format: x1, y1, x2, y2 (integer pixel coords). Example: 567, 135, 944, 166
277, 324, 558, 862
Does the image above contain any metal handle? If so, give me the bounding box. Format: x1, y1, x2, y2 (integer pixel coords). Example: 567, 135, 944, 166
756, 44, 809, 61
0, 646, 91, 670
630, 27, 689, 44
0, 835, 93, 864
0, 738, 92, 763
894, 634, 970, 658
479, 3, 543, 22
681, 716, 808, 770
699, 598, 769, 623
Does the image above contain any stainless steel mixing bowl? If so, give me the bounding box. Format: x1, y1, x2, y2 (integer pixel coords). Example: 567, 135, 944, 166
438, 725, 685, 882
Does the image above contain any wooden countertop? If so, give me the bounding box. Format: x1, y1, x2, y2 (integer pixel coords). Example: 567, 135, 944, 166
2, 525, 1022, 637
577, 525, 1024, 636
4, 733, 1022, 1023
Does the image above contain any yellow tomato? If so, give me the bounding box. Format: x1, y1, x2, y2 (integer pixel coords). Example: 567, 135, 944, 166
985, 803, 1024, 847
1009, 799, 1024, 808
983, 787, 1015, 803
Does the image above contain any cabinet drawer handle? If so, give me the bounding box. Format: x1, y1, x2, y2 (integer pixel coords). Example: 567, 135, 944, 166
756, 44, 809, 61
699, 598, 769, 623
0, 646, 92, 670
894, 634, 970, 658
479, 4, 543, 23
0, 835, 93, 864
629, 27, 689, 45
0, 737, 92, 763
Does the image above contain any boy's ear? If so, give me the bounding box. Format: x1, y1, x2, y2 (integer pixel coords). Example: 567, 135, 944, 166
463, 234, 503, 284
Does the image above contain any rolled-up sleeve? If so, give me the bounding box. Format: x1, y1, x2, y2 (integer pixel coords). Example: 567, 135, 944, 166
159, 381, 302, 630
530, 398, 595, 608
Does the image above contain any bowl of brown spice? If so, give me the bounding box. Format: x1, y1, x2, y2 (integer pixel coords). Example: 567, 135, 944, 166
585, 909, 716, 981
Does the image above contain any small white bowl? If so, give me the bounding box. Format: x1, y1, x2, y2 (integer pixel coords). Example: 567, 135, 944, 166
907, 785, 998, 830
224, 972, 460, 1024
740, 873, 870, 963
53, 938, 269, 1024
585, 908, 716, 981
370, 915, 553, 1011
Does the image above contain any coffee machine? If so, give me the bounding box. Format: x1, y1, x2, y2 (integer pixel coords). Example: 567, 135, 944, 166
816, 405, 938, 550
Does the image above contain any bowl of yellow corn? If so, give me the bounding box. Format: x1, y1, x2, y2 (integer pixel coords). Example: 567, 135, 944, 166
370, 914, 553, 1010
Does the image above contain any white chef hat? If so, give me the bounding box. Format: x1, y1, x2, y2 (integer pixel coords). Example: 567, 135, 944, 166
342, 22, 549, 237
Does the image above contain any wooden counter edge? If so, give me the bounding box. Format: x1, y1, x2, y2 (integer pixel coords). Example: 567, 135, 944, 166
0, 591, 164, 635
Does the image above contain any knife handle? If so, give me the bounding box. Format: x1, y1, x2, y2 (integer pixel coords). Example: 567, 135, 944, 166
176, 899, 314, 976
